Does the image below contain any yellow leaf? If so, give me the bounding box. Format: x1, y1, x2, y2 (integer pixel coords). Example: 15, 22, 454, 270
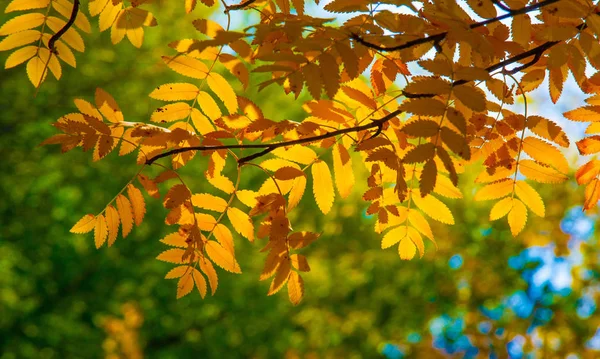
407, 209, 433, 241
474, 179, 513, 201
489, 197, 513, 221
196, 91, 222, 120
199, 257, 218, 294
575, 159, 600, 185
207, 175, 235, 194
381, 225, 407, 249
45, 16, 84, 52
236, 190, 258, 208
70, 214, 96, 234
512, 14, 531, 47
268, 259, 290, 295
5, 45, 37, 69
312, 160, 334, 214
26, 56, 46, 87
287, 175, 306, 211
116, 194, 133, 237
191, 193, 227, 212
150, 102, 192, 123
287, 271, 304, 305
508, 198, 528, 236
95, 88, 123, 123
526, 116, 569, 148
6, 0, 50, 12
227, 207, 254, 241
332, 143, 354, 198
156, 248, 187, 264
273, 145, 317, 165
290, 254, 310, 272
214, 224, 234, 254
514, 181, 545, 217
0, 30, 40, 51
185, 0, 197, 13
94, 214, 108, 248
162, 55, 209, 79
164, 265, 190, 279
564, 106, 600, 122
205, 240, 241, 273
207, 72, 238, 113
98, 1, 122, 31
398, 236, 417, 260
0, 12, 45, 36
176, 272, 194, 298
160, 232, 188, 248
105, 205, 120, 247
522, 136, 568, 174
584, 178, 600, 211
192, 268, 207, 298
576, 136, 600, 155
433, 175, 462, 199
149, 83, 199, 101
519, 159, 568, 184
411, 191, 454, 224
127, 184, 145, 226
190, 108, 215, 135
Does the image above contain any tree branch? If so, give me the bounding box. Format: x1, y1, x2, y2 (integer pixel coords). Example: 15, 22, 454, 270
225, 0, 257, 12
48, 0, 80, 54
145, 110, 403, 166
350, 0, 559, 52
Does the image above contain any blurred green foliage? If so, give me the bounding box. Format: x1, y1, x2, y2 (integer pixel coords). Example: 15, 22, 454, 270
2, 3, 600, 359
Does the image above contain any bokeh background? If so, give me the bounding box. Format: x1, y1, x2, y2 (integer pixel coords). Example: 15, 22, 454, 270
2, 2, 600, 358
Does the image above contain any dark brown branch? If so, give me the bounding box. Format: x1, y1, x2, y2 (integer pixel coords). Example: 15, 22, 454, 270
351, 0, 559, 52
48, 0, 79, 54
145, 110, 403, 166
225, 0, 257, 12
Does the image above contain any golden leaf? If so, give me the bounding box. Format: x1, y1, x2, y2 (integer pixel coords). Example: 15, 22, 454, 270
0, 13, 45, 36
290, 254, 310, 272
207, 72, 238, 114
191, 193, 227, 212
6, 0, 50, 12
199, 257, 218, 294
398, 235, 417, 260
576, 136, 600, 155
4, 45, 37, 69
508, 198, 528, 236
411, 191, 454, 224
287, 271, 304, 305
127, 184, 145, 226
26, 56, 46, 87
149, 83, 199, 101
519, 160, 568, 184
403, 143, 435, 164
105, 205, 120, 247
94, 214, 108, 249
575, 159, 600, 185
162, 55, 209, 79
453, 85, 486, 112
407, 209, 434, 241
381, 225, 407, 249
192, 268, 207, 298
70, 214, 96, 234
522, 136, 569, 173
512, 14, 531, 47
273, 145, 317, 165
312, 160, 334, 214
227, 207, 254, 241
402, 119, 439, 137
165, 266, 190, 279
157, 248, 187, 264
116, 194, 134, 237
176, 272, 194, 299
332, 143, 354, 198
268, 259, 290, 295
489, 197, 513, 221
474, 179, 513, 201
205, 240, 241, 273
514, 181, 545, 217
288, 175, 307, 211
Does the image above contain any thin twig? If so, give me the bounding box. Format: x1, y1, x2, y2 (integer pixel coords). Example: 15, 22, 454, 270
48, 0, 80, 54
145, 110, 403, 165
225, 0, 257, 12
491, 0, 513, 13
351, 0, 559, 52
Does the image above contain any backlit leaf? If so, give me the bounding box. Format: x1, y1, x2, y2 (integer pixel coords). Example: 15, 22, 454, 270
312, 160, 334, 214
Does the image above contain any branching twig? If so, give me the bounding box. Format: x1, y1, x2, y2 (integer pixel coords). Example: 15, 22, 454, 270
225, 0, 257, 12
48, 0, 80, 54
351, 0, 559, 52
145, 110, 403, 166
